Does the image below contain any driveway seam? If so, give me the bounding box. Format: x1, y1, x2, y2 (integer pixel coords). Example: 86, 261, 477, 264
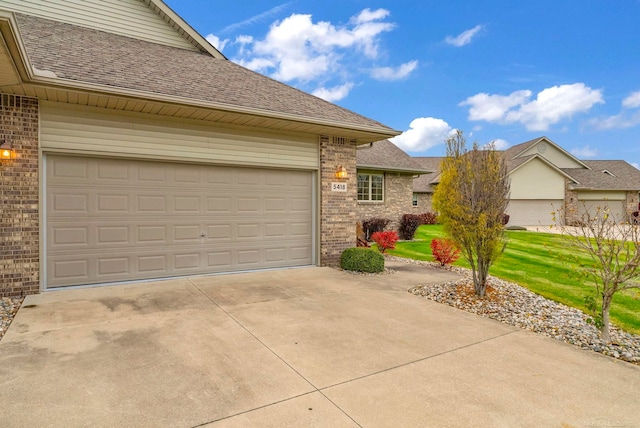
188, 279, 364, 428
319, 329, 519, 392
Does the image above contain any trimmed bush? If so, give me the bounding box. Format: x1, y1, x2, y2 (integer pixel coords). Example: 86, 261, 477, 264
399, 214, 422, 240
341, 247, 385, 273
506, 225, 527, 231
419, 212, 437, 225
362, 217, 391, 240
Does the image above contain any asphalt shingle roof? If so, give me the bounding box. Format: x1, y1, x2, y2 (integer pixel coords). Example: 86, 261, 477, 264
564, 160, 640, 191
356, 140, 430, 174
15, 14, 395, 132
412, 157, 442, 192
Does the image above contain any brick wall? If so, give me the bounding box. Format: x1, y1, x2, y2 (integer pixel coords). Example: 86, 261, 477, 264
356, 172, 415, 232
319, 135, 357, 266
563, 180, 577, 226
625, 191, 638, 221
0, 94, 39, 297
413, 192, 433, 214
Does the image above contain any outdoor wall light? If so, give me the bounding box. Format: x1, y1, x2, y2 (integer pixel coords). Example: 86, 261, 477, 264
0, 139, 16, 160
335, 165, 348, 179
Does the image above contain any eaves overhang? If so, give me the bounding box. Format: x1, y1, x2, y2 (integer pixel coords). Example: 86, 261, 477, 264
356, 164, 431, 175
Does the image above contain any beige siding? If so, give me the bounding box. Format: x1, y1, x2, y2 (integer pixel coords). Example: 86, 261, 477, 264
40, 102, 319, 169
510, 158, 566, 199
45, 155, 314, 287
577, 191, 626, 201
0, 0, 197, 51
520, 140, 584, 168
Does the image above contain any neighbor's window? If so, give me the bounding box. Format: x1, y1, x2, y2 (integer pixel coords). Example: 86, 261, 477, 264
412, 193, 418, 207
357, 173, 384, 201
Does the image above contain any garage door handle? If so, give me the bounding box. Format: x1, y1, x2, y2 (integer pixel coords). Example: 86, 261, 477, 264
200, 232, 205, 237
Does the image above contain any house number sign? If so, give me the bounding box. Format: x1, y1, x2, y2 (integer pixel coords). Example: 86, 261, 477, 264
331, 182, 347, 192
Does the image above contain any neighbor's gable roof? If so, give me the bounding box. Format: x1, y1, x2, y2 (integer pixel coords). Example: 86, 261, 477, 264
0, 12, 398, 142
503, 136, 590, 170
507, 153, 577, 182
356, 140, 430, 174
563, 160, 640, 191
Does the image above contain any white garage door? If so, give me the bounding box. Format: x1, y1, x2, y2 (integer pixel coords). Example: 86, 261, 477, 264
578, 200, 626, 222
46, 155, 314, 288
506, 200, 564, 227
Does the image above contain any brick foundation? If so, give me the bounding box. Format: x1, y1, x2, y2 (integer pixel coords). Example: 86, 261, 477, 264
0, 94, 39, 297
319, 135, 357, 266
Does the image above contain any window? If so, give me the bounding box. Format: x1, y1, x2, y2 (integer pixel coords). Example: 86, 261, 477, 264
357, 173, 384, 201
412, 193, 418, 207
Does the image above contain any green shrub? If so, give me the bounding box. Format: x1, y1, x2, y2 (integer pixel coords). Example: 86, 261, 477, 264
340, 247, 385, 273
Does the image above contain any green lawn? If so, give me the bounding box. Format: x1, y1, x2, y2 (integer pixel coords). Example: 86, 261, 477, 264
389, 225, 640, 335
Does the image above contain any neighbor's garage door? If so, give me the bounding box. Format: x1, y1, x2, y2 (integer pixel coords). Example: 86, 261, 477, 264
506, 199, 563, 227
578, 200, 626, 222
46, 155, 313, 288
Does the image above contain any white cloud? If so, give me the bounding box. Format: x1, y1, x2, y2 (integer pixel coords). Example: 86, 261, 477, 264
219, 2, 294, 34
462, 90, 531, 122
622, 90, 640, 108
570, 145, 599, 158
589, 110, 640, 130
460, 83, 604, 131
206, 34, 229, 51
352, 8, 390, 24
390, 117, 454, 152
490, 139, 509, 150
312, 83, 354, 102
445, 25, 484, 47
370, 60, 418, 81
235, 9, 395, 82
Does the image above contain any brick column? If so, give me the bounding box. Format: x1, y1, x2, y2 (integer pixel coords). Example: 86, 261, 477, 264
625, 191, 638, 222
0, 94, 39, 297
319, 135, 357, 266
564, 179, 578, 226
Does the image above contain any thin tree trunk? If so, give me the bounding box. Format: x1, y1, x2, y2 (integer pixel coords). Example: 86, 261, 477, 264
601, 295, 612, 343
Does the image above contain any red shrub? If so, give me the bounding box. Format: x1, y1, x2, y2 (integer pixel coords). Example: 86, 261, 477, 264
371, 231, 399, 253
419, 212, 437, 225
430, 238, 461, 266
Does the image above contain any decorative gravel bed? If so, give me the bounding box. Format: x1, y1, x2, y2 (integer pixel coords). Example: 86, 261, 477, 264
386, 256, 640, 365
0, 297, 24, 341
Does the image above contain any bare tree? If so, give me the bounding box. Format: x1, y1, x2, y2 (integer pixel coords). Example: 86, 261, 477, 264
433, 131, 510, 297
554, 204, 640, 342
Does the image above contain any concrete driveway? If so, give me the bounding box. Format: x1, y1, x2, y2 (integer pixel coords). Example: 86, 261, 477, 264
1, 261, 639, 427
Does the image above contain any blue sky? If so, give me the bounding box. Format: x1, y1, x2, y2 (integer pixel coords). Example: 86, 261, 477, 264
165, 0, 640, 167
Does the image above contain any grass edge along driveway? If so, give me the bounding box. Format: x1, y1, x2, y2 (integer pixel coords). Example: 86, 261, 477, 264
389, 225, 640, 336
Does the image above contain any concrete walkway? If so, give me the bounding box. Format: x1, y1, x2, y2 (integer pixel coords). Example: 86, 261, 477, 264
1, 261, 639, 427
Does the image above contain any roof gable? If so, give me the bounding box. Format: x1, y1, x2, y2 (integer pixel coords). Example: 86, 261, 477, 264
0, 0, 223, 57
505, 136, 587, 169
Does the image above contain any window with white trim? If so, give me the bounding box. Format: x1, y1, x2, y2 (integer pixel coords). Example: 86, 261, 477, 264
412, 193, 418, 206
357, 173, 384, 201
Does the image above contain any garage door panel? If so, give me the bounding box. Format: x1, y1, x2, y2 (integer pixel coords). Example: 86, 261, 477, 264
578, 200, 625, 222
506, 200, 563, 226
46, 155, 314, 288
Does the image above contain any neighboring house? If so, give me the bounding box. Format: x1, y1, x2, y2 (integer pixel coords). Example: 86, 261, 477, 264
0, 0, 398, 296
355, 140, 430, 231
412, 137, 640, 226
